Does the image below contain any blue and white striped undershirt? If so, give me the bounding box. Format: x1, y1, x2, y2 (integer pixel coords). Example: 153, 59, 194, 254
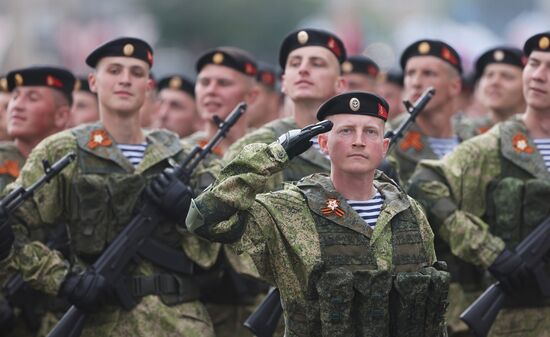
117, 143, 148, 166
534, 138, 550, 172
427, 137, 459, 159
347, 191, 384, 228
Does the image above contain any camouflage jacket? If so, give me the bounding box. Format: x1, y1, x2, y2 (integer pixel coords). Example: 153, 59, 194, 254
0, 142, 25, 193
187, 142, 441, 336
0, 122, 216, 337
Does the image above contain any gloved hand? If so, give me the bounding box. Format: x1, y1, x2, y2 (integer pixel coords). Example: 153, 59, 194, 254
146, 167, 193, 223
0, 206, 14, 260
277, 120, 333, 160
488, 248, 535, 294
59, 270, 110, 311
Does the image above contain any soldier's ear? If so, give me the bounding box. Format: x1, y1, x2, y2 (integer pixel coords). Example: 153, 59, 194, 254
244, 84, 260, 106
335, 76, 348, 94
318, 133, 329, 154
88, 73, 97, 94
53, 104, 70, 130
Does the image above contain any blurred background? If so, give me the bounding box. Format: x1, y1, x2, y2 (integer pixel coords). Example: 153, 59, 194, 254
0, 0, 548, 77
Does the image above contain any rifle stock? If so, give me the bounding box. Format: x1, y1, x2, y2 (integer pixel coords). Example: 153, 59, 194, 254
460, 216, 550, 337
48, 103, 247, 337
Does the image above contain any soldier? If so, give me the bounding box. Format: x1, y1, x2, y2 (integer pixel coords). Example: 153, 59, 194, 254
0, 37, 216, 337
0, 66, 73, 337
375, 69, 404, 122
182, 46, 268, 337
247, 62, 282, 129
388, 39, 463, 186
155, 74, 201, 138
180, 91, 449, 337
67, 77, 100, 128
0, 77, 12, 141
341, 55, 380, 91
456, 47, 525, 141
224, 28, 348, 188
408, 31, 550, 337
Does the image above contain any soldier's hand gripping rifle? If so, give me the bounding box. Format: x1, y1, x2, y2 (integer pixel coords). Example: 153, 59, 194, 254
0, 152, 75, 333
47, 103, 247, 337
378, 87, 435, 184
460, 216, 550, 337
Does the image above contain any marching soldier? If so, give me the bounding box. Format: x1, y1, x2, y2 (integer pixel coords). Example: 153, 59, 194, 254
375, 69, 404, 122
408, 31, 550, 337
180, 91, 450, 337
155, 74, 201, 138
341, 55, 380, 92
0, 37, 217, 337
0, 77, 12, 141
247, 62, 282, 129
67, 77, 99, 127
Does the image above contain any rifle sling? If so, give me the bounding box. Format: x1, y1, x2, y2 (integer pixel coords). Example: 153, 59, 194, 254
138, 238, 194, 274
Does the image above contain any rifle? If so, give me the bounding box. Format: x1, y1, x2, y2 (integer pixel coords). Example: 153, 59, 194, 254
384, 86, 436, 153
47, 102, 247, 337
0, 152, 76, 333
460, 216, 550, 337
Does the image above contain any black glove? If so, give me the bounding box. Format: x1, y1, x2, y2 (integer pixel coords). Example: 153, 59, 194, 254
59, 270, 110, 311
277, 120, 333, 160
0, 206, 14, 261
488, 248, 536, 295
146, 167, 193, 223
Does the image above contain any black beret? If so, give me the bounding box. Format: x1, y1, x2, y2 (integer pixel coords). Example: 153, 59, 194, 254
86, 37, 154, 68
523, 31, 550, 56
196, 47, 257, 77
377, 68, 404, 87
7, 66, 76, 104
341, 55, 380, 77
279, 28, 347, 69
256, 62, 278, 89
474, 47, 525, 79
157, 74, 195, 97
74, 77, 93, 93
400, 39, 462, 74
317, 91, 389, 122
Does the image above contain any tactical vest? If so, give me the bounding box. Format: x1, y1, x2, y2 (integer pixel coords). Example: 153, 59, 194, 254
67, 124, 199, 306
284, 175, 449, 337
484, 121, 550, 249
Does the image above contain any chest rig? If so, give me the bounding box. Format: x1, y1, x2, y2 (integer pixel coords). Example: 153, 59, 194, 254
67, 124, 199, 306
284, 174, 449, 337
485, 121, 550, 248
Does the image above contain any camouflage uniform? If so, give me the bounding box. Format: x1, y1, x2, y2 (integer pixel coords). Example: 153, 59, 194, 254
0, 122, 216, 337
408, 117, 550, 337
187, 142, 450, 337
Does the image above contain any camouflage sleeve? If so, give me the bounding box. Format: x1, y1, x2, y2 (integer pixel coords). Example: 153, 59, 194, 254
222, 127, 278, 164
0, 133, 77, 294
408, 197, 437, 264
408, 138, 505, 268
186, 142, 288, 242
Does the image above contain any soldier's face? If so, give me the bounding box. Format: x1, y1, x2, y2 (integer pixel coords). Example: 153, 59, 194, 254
319, 114, 389, 175
343, 73, 377, 92
404, 56, 461, 114
68, 91, 99, 127
282, 46, 345, 103
0, 92, 11, 137
479, 63, 524, 113
523, 51, 550, 111
195, 64, 254, 123
376, 82, 404, 121
90, 57, 152, 116
156, 89, 198, 138
7, 87, 62, 141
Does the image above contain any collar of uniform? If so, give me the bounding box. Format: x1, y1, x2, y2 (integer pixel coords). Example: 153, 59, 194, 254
393, 122, 439, 161
140, 129, 184, 173
499, 118, 550, 180
298, 173, 374, 239
73, 122, 135, 172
